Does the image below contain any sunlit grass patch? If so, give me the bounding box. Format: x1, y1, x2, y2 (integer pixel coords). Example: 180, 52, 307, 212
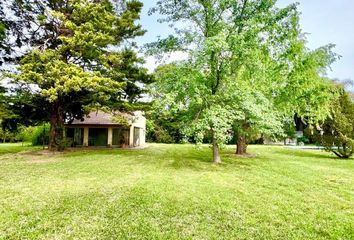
0, 143, 353, 239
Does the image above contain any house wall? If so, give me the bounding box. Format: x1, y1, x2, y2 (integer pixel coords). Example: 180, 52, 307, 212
66, 111, 146, 148
130, 112, 146, 147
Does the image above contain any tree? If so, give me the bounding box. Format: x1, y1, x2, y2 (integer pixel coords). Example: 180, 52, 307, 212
0, 85, 6, 120
0, 85, 16, 143
2, 0, 147, 150
145, 109, 185, 144
148, 0, 336, 162
233, 41, 337, 154
233, 98, 283, 155
0, 3, 9, 65
0, 85, 15, 126
313, 88, 354, 158
152, 63, 241, 163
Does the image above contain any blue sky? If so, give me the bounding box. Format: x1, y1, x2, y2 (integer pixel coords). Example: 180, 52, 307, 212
137, 0, 354, 81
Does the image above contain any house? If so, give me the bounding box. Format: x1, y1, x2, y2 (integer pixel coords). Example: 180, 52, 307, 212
65, 111, 146, 148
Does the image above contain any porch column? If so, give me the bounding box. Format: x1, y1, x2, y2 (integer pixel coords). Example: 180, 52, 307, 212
107, 127, 113, 147
83, 127, 89, 147
140, 129, 145, 146
129, 125, 134, 147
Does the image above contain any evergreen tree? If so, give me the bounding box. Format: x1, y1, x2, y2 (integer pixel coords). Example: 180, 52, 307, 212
1, 0, 149, 150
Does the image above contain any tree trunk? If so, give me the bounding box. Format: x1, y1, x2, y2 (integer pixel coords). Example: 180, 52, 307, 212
236, 135, 247, 155
48, 103, 65, 151
212, 132, 221, 164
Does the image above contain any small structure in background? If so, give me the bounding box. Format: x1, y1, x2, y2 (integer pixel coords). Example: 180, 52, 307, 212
65, 111, 146, 148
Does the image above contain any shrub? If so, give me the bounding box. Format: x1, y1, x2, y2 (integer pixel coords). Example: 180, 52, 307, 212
297, 136, 310, 145
146, 119, 178, 143
312, 90, 354, 158
31, 124, 50, 146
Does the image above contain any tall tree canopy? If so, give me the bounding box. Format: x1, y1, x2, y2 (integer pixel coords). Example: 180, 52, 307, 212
1, 0, 150, 150
0, 3, 9, 65
148, 0, 336, 163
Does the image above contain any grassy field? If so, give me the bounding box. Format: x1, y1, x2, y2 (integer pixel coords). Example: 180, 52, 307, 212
0, 142, 41, 155
0, 143, 353, 239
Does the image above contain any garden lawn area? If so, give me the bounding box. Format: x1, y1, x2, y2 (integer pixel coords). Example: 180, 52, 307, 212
0, 142, 40, 155
0, 144, 353, 239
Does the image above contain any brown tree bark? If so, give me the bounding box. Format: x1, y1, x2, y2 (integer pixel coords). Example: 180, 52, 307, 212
236, 135, 248, 155
212, 131, 221, 164
48, 103, 65, 151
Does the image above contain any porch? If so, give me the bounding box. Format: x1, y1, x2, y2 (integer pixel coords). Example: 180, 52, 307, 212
66, 126, 144, 148
65, 111, 146, 148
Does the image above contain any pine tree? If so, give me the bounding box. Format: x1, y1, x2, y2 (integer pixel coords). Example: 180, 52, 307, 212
1, 0, 149, 150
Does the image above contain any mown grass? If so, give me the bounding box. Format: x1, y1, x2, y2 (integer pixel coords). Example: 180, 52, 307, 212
0, 142, 40, 155
0, 143, 353, 239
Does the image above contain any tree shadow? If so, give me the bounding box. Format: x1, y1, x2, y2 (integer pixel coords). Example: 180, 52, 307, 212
34, 145, 258, 172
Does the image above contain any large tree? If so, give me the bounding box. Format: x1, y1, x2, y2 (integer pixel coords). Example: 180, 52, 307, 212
313, 87, 354, 159
234, 40, 337, 155
1, 0, 149, 150
148, 0, 336, 162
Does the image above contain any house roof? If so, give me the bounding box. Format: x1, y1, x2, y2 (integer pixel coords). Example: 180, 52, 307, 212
67, 111, 139, 126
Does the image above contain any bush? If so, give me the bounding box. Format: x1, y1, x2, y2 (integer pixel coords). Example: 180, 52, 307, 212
297, 136, 309, 145
0, 128, 13, 143
16, 126, 35, 143
31, 124, 50, 146
146, 119, 179, 143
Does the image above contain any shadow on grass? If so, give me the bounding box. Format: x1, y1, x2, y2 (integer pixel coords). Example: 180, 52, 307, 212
16, 144, 259, 172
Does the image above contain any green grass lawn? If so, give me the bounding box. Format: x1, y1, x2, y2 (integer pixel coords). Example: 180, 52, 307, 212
0, 143, 353, 239
0, 142, 40, 155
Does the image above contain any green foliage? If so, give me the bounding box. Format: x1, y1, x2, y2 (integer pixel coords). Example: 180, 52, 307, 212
30, 124, 50, 146
148, 0, 336, 160
3, 0, 148, 150
15, 126, 35, 143
313, 89, 354, 158
112, 115, 130, 127
0, 85, 14, 122
0, 86, 16, 142
0, 21, 5, 42
146, 119, 176, 143
275, 44, 338, 124
283, 120, 297, 139
0, 128, 11, 143
0, 86, 6, 119
151, 63, 240, 148
145, 102, 186, 144
0, 9, 9, 65
297, 136, 310, 145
